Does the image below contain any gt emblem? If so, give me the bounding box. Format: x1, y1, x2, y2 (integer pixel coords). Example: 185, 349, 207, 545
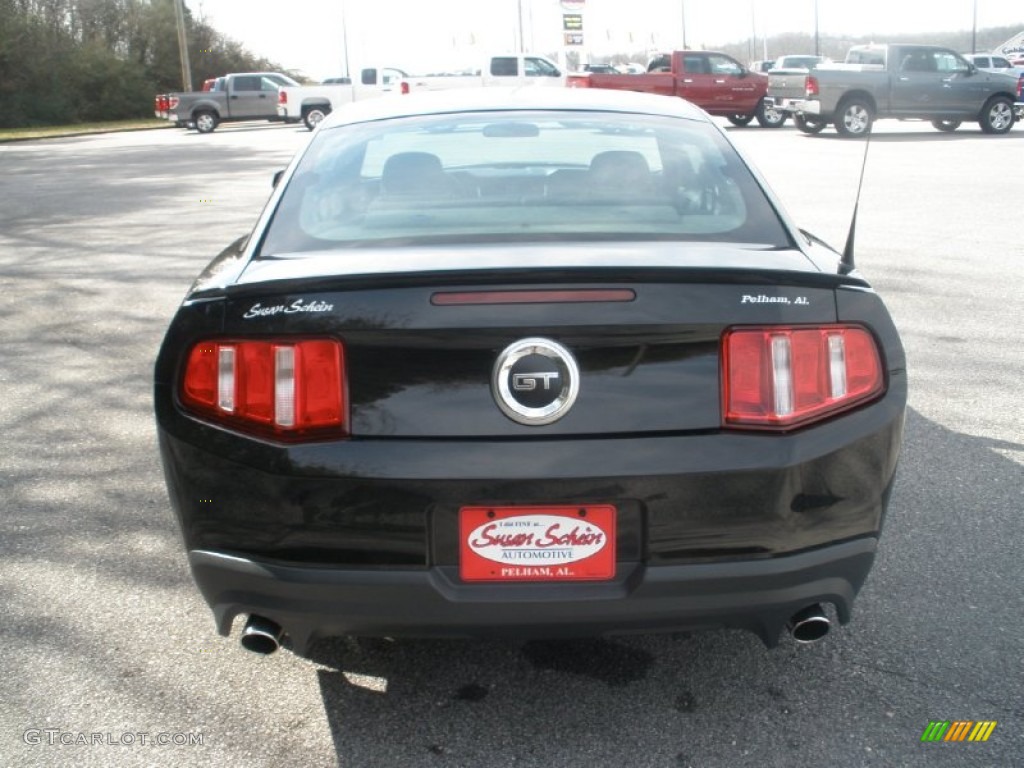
492, 338, 579, 426
512, 372, 560, 391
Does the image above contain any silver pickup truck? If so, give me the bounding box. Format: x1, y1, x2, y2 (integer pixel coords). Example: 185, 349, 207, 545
158, 72, 300, 133
768, 44, 1021, 136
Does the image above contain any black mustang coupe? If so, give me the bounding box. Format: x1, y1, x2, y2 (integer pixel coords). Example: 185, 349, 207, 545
155, 87, 905, 657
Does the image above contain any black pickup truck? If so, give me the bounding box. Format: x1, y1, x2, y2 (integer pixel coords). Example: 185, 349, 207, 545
155, 72, 300, 133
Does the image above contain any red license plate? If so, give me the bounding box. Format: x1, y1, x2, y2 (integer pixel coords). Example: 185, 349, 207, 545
459, 505, 616, 582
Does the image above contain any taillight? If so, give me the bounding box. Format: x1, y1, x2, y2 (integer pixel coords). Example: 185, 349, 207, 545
805, 75, 819, 97
168, 95, 179, 109
722, 325, 883, 430
400, 81, 410, 95
278, 90, 287, 104
181, 339, 347, 439
1017, 75, 1023, 100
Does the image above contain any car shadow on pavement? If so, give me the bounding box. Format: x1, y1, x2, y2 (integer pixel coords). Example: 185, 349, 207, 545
305, 408, 1024, 768
801, 129, 1024, 142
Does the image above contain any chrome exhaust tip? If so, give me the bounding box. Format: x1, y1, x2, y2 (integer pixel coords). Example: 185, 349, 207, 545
240, 615, 284, 655
787, 604, 831, 643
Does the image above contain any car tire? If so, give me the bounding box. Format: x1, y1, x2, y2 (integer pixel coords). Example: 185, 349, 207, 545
978, 96, 1015, 134
794, 114, 827, 134
194, 111, 218, 134
303, 105, 330, 131
755, 99, 787, 128
931, 119, 961, 133
834, 97, 873, 137
727, 114, 754, 126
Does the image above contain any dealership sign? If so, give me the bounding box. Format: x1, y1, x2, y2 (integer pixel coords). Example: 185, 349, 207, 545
459, 505, 616, 581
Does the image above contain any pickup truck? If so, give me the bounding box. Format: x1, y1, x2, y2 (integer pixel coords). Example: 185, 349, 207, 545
155, 72, 300, 133
567, 50, 785, 128
277, 67, 409, 130
401, 53, 565, 92
769, 55, 828, 72
278, 55, 566, 130
769, 44, 1020, 136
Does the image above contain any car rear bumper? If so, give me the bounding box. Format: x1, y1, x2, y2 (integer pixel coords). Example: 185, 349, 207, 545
159, 369, 904, 652
763, 96, 806, 113
189, 536, 878, 655
788, 99, 822, 116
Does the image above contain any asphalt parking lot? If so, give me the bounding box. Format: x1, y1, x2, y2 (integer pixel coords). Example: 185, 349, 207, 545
1, 116, 1022, 767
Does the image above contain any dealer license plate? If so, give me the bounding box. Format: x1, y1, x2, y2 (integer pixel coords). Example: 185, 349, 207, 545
459, 505, 616, 582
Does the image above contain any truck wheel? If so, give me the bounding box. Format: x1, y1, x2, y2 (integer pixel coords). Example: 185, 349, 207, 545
194, 111, 218, 134
931, 119, 961, 133
303, 106, 330, 131
834, 98, 873, 137
978, 96, 1015, 134
727, 114, 754, 126
794, 115, 827, 134
755, 98, 786, 128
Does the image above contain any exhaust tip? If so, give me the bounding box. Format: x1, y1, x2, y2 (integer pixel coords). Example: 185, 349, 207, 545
788, 604, 831, 644
240, 615, 284, 655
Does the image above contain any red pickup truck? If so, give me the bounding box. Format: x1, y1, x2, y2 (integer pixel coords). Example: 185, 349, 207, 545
568, 51, 786, 128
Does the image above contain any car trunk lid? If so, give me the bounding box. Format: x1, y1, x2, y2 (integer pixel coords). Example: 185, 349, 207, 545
219, 244, 852, 438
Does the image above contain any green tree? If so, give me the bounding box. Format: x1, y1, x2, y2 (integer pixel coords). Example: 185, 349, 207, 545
0, 0, 288, 128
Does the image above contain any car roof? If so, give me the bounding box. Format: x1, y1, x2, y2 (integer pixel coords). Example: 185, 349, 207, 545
318, 87, 710, 131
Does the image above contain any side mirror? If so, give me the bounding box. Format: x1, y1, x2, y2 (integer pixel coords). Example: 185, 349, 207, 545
272, 169, 285, 189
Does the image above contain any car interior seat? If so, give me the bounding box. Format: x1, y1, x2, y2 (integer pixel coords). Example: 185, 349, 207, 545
380, 152, 450, 197
587, 150, 656, 198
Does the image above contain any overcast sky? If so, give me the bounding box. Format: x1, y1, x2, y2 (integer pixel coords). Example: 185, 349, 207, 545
193, 0, 1024, 79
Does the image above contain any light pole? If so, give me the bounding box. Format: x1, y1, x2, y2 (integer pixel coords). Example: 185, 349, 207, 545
681, 1, 687, 49
750, 2, 756, 62
814, 0, 820, 57
517, 0, 525, 51
972, 0, 978, 53
340, 0, 350, 77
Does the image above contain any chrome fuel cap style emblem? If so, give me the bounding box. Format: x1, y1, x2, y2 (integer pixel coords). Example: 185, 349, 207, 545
492, 338, 580, 426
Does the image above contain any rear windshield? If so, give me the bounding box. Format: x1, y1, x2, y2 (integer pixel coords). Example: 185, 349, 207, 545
258, 110, 792, 256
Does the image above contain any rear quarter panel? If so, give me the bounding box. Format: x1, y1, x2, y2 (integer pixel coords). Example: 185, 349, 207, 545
570, 72, 679, 98
812, 68, 890, 115
171, 93, 228, 120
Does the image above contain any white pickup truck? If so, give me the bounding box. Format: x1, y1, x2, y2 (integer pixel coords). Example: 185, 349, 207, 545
401, 53, 565, 93
277, 67, 409, 130
278, 54, 565, 130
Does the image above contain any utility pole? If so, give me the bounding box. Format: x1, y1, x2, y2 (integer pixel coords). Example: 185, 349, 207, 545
174, 0, 193, 92
681, 1, 687, 49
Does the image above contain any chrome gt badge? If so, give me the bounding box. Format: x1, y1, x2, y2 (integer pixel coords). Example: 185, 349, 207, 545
492, 338, 580, 425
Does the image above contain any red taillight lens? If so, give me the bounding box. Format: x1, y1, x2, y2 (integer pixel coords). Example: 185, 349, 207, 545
278, 90, 287, 104
400, 81, 410, 95
805, 75, 819, 97
722, 325, 883, 430
168, 95, 179, 109
181, 339, 347, 439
